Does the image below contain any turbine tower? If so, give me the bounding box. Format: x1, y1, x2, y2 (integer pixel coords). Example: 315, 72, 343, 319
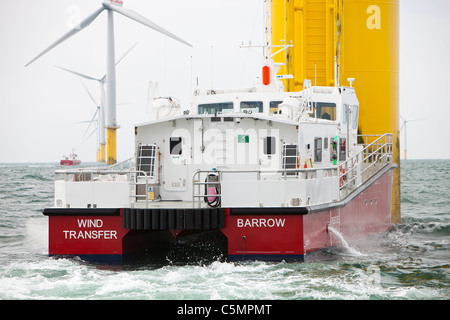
26, 0, 192, 164
400, 116, 424, 160
78, 80, 104, 163
55, 43, 138, 163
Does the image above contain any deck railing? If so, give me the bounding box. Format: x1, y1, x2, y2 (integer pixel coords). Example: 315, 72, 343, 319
192, 167, 339, 208
54, 158, 151, 208
193, 134, 393, 208
54, 135, 393, 209
338, 134, 393, 197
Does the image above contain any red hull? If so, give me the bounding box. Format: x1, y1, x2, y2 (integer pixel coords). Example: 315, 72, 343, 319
221, 167, 393, 260
60, 159, 81, 166
43, 166, 394, 263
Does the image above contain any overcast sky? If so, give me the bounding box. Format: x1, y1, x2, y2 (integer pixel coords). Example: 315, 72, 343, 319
0, 0, 449, 163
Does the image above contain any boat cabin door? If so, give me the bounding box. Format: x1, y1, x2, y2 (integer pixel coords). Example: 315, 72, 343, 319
259, 130, 280, 170
163, 132, 188, 191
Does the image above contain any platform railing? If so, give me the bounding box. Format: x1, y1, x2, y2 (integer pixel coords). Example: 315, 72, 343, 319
192, 166, 339, 208
338, 134, 393, 197
54, 158, 151, 208
192, 170, 222, 209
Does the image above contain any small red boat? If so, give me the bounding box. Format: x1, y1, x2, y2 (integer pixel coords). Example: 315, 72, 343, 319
60, 150, 81, 166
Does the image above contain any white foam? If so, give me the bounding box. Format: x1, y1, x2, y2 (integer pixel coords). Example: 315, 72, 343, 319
328, 225, 365, 257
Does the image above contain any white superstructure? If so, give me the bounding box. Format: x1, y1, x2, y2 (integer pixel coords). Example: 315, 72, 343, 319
53, 59, 393, 211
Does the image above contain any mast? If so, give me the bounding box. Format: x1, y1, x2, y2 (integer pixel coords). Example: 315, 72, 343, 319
265, 0, 272, 60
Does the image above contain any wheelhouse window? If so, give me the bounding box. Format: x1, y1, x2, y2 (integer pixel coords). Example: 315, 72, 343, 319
270, 101, 283, 114
312, 102, 336, 120
263, 136, 276, 155
198, 102, 233, 114
170, 137, 182, 155
240, 101, 263, 113
314, 138, 323, 163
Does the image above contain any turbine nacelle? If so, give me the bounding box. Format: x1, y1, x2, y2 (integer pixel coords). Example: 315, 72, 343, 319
105, 0, 124, 7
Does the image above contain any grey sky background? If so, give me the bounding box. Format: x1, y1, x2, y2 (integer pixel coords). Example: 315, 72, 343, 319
0, 0, 449, 163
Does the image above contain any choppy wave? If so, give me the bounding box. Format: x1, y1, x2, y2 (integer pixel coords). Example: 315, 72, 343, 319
0, 161, 449, 300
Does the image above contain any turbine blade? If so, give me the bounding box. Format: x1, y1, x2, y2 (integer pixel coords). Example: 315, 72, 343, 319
72, 120, 92, 124
408, 118, 427, 123
115, 42, 138, 66
84, 127, 98, 142
25, 7, 105, 67
80, 80, 99, 106
83, 108, 99, 139
55, 65, 100, 81
104, 3, 193, 48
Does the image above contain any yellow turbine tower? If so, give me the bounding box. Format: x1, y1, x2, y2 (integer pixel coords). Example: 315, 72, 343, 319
271, 0, 400, 223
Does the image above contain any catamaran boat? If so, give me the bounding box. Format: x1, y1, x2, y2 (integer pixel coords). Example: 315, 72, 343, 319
43, 56, 396, 264
60, 150, 81, 166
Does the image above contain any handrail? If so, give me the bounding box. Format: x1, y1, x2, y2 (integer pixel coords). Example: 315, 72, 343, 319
193, 170, 221, 209
54, 165, 150, 209
192, 166, 339, 208
338, 134, 393, 194
192, 134, 393, 208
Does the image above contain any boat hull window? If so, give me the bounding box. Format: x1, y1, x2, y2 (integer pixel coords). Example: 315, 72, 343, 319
264, 136, 276, 155
170, 137, 182, 155
198, 102, 233, 114
313, 102, 336, 120
240, 101, 263, 113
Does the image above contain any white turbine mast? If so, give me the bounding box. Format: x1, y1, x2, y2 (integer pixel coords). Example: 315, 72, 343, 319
55, 43, 138, 162
400, 115, 425, 160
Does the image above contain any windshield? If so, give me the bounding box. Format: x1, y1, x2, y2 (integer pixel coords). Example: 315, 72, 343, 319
240, 101, 263, 113
198, 102, 234, 114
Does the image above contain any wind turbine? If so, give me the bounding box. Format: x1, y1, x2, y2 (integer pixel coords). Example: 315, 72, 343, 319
55, 43, 138, 163
79, 80, 103, 162
400, 116, 424, 160
26, 0, 192, 164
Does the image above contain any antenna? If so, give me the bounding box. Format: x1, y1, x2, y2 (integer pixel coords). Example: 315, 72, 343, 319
210, 45, 214, 89
347, 78, 355, 87
239, 0, 293, 88
334, 56, 340, 87
265, 0, 272, 60
315, 63, 317, 86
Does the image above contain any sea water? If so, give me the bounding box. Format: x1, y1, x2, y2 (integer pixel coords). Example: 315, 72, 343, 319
0, 160, 448, 300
